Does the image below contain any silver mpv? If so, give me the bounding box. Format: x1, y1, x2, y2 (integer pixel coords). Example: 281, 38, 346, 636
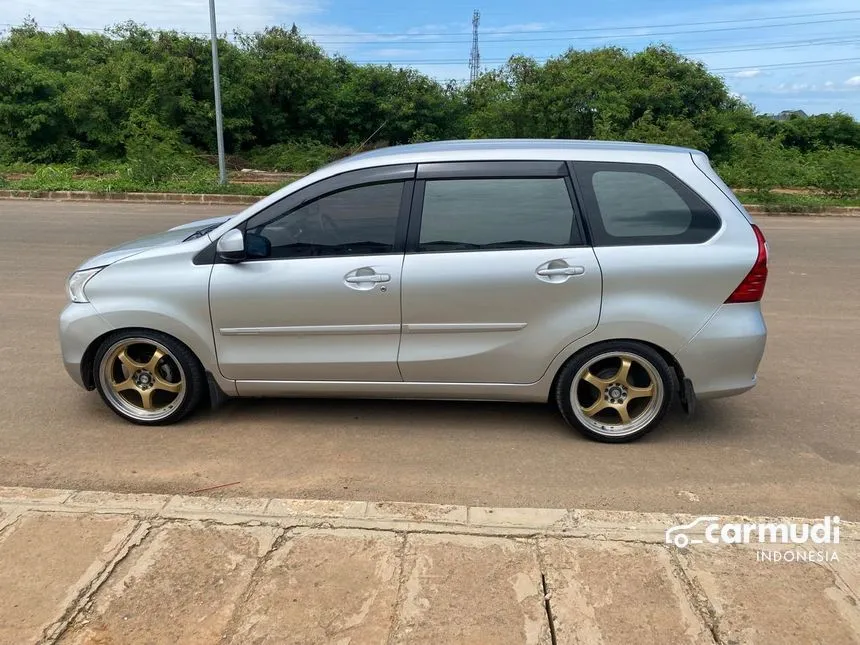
60, 140, 768, 442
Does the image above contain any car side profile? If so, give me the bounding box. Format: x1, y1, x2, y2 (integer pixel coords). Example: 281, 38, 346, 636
59, 139, 768, 442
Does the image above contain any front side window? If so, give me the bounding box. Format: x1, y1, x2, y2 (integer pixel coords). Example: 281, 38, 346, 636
249, 181, 404, 258
417, 178, 580, 252
575, 162, 721, 246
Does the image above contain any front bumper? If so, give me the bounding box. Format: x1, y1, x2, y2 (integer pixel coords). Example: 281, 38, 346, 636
59, 302, 114, 389
674, 303, 767, 400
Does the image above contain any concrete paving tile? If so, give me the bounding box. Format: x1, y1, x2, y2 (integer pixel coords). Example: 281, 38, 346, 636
227, 528, 401, 644
576, 509, 678, 542
469, 506, 569, 530
391, 533, 550, 645
678, 544, 860, 644
842, 519, 860, 543
65, 490, 170, 513
265, 497, 367, 519
0, 513, 135, 644
161, 494, 269, 517
541, 539, 713, 644
0, 486, 73, 503
60, 523, 278, 645
367, 501, 467, 524
833, 539, 860, 592
828, 541, 860, 632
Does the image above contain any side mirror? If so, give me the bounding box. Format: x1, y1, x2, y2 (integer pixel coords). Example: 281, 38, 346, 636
216, 229, 246, 263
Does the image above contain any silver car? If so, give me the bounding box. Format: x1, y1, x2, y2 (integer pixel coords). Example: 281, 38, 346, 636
59, 140, 768, 442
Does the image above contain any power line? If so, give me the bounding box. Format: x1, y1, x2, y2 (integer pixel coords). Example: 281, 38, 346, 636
686, 37, 860, 56
2, 9, 860, 41
349, 38, 860, 64
413, 55, 860, 81
303, 9, 860, 37
310, 17, 860, 45
709, 57, 860, 72
351, 56, 860, 75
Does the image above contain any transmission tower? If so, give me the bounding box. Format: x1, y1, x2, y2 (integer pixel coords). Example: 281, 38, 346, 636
469, 10, 481, 83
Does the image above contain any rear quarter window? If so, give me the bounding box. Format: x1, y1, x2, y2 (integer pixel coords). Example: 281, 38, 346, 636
573, 162, 721, 246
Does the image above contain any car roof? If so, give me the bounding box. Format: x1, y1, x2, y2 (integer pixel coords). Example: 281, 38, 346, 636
221, 139, 706, 230
330, 139, 700, 170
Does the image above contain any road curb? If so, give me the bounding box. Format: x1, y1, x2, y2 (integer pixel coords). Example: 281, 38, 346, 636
1, 486, 856, 542
0, 189, 259, 205
0, 189, 858, 215
745, 204, 860, 217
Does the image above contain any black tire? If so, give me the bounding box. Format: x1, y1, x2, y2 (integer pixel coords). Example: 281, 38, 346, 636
554, 340, 677, 443
92, 329, 205, 426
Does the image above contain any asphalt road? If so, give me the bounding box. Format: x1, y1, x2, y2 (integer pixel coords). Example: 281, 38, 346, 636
0, 200, 858, 518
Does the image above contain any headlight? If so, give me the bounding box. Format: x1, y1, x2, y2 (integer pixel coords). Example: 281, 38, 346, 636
66, 267, 105, 303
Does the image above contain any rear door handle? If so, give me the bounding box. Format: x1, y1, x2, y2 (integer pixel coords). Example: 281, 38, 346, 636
536, 266, 584, 277
345, 273, 390, 284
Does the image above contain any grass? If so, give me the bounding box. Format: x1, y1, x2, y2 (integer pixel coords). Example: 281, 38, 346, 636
0, 165, 288, 196
1, 165, 857, 208
736, 191, 860, 210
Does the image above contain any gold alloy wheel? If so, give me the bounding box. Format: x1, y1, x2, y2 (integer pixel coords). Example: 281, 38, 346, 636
570, 351, 664, 437
98, 338, 186, 421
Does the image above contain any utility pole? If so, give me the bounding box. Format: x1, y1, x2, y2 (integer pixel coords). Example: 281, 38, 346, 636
208, 0, 227, 185
469, 10, 481, 84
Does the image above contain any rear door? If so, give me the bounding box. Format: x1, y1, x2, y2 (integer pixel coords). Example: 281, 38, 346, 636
397, 161, 602, 384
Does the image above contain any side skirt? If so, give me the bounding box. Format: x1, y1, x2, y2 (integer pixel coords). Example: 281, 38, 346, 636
234, 380, 551, 403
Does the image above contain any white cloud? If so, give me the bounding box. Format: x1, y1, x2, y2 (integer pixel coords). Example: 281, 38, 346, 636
0, 0, 325, 34
846, 76, 860, 87
732, 69, 762, 79
484, 22, 548, 34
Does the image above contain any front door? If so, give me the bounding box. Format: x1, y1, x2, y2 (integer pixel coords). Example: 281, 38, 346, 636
398, 163, 602, 384
209, 176, 411, 382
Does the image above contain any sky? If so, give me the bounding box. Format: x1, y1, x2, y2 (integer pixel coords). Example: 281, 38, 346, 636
3, 0, 860, 117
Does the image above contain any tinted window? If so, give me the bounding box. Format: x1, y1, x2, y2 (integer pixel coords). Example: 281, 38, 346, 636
575, 162, 721, 246
418, 178, 579, 252
592, 171, 691, 236
249, 181, 403, 258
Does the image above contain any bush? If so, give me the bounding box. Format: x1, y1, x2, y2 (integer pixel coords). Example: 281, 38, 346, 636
244, 142, 341, 173
72, 147, 99, 169
716, 133, 806, 191
122, 114, 203, 185
16, 165, 76, 190
807, 147, 860, 197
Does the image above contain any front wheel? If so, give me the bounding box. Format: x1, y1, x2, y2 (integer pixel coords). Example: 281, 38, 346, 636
554, 341, 676, 443
92, 330, 205, 425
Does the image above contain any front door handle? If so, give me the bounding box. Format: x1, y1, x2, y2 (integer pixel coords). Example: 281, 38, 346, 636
344, 268, 392, 291
536, 266, 584, 277
345, 273, 390, 284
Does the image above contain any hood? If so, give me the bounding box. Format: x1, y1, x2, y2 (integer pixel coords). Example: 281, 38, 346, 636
76, 215, 234, 270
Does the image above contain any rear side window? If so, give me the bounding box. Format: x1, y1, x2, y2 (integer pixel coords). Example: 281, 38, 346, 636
574, 162, 721, 246
417, 178, 581, 252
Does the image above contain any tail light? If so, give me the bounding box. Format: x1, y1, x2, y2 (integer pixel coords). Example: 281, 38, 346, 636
726, 224, 768, 303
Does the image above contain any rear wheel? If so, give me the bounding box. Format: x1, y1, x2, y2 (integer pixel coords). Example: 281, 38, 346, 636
554, 341, 676, 443
93, 330, 204, 425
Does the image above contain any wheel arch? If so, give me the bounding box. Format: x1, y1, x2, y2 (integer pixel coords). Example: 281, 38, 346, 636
547, 337, 686, 404
81, 327, 210, 392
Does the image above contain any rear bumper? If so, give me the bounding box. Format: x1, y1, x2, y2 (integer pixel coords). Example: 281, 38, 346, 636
59, 302, 113, 389
674, 303, 767, 400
